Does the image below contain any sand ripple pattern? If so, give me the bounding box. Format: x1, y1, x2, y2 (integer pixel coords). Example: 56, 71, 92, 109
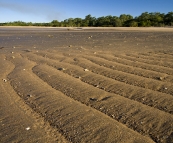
1, 48, 173, 143
1, 29, 173, 143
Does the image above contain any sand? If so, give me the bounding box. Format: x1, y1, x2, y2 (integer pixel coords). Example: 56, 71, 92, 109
0, 27, 173, 143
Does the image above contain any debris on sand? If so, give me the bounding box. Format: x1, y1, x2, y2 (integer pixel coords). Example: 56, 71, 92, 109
159, 77, 164, 80
88, 35, 93, 39
0, 47, 5, 49
24, 49, 32, 52
101, 87, 106, 90
84, 69, 89, 71
111, 114, 115, 118
157, 77, 164, 81
12, 56, 15, 59
75, 76, 81, 79
69, 45, 72, 47
58, 68, 66, 71
2, 79, 7, 82
89, 98, 97, 101
27, 94, 32, 97
11, 52, 14, 54
25, 127, 31, 131
48, 35, 53, 38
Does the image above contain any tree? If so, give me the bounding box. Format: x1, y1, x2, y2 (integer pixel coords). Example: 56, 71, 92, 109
51, 20, 59, 27
137, 12, 152, 27
68, 18, 74, 27
119, 14, 133, 26
148, 12, 164, 26
84, 14, 96, 26
138, 12, 150, 21
164, 12, 173, 25
124, 20, 138, 27
114, 18, 122, 27
27, 22, 33, 26
96, 16, 105, 26
129, 21, 138, 27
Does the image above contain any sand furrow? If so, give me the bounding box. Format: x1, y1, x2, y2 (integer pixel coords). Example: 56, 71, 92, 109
138, 52, 173, 59
0, 54, 67, 143
70, 57, 173, 96
126, 53, 173, 64
41, 49, 173, 83
27, 52, 173, 114
129, 52, 173, 61
33, 63, 173, 143
117, 53, 173, 69
97, 53, 173, 75
33, 51, 173, 96
85, 54, 173, 83
35, 51, 173, 92
5, 54, 154, 143
154, 52, 173, 58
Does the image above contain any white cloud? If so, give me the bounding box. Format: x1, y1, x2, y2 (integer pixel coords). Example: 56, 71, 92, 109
0, 1, 65, 22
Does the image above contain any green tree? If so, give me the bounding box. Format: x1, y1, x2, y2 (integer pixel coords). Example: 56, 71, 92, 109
114, 18, 122, 27
74, 18, 82, 27
51, 20, 59, 27
119, 14, 133, 26
84, 14, 96, 26
96, 16, 105, 26
149, 12, 164, 26
138, 12, 150, 21
164, 12, 173, 25
137, 12, 151, 26
125, 20, 138, 27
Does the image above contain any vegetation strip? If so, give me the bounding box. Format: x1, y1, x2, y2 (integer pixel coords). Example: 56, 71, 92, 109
1, 12, 173, 27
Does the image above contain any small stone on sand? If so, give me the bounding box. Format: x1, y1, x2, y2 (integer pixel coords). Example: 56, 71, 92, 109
27, 94, 32, 97
58, 68, 66, 71
84, 69, 89, 71
26, 127, 31, 130
2, 79, 7, 82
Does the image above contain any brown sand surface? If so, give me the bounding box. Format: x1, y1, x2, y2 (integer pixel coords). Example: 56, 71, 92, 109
0, 27, 173, 143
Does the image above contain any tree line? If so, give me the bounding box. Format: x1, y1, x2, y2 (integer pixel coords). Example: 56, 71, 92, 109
0, 12, 173, 27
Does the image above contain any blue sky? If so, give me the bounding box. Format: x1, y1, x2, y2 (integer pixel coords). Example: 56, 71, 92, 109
0, 0, 173, 23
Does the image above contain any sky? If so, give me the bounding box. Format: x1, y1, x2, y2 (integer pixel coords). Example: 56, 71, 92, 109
0, 0, 173, 23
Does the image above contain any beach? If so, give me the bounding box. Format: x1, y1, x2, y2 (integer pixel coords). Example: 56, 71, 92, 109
0, 27, 173, 143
